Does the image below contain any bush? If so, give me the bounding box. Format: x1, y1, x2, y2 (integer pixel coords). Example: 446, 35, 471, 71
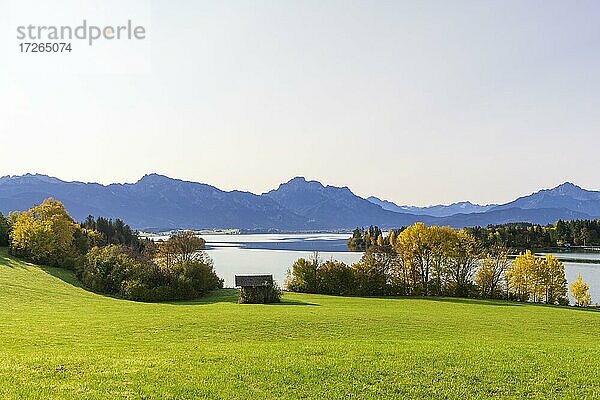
78, 245, 138, 294
78, 245, 223, 302
318, 260, 354, 296
239, 281, 282, 304
286, 257, 319, 293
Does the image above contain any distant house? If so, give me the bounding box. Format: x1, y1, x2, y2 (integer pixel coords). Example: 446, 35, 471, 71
235, 275, 281, 304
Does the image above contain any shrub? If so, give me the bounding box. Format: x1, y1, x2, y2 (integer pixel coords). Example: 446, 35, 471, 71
318, 260, 354, 296
78, 245, 223, 302
286, 257, 319, 293
78, 245, 139, 294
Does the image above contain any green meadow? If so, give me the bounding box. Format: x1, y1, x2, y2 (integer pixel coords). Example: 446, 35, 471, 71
1, 247, 599, 399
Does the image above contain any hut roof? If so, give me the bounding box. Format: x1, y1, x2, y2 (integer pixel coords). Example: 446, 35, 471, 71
235, 275, 273, 287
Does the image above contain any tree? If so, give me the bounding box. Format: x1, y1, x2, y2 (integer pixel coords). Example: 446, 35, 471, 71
156, 231, 206, 268
318, 260, 354, 296
506, 250, 538, 302
78, 244, 222, 302
80, 215, 141, 250
539, 255, 567, 305
286, 253, 320, 293
347, 228, 366, 252
506, 251, 567, 305
0, 212, 8, 246
475, 245, 509, 298
395, 222, 435, 295
351, 249, 391, 296
9, 199, 80, 267
78, 245, 139, 294
570, 274, 591, 307
445, 229, 480, 297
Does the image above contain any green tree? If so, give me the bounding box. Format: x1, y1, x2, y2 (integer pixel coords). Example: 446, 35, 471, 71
317, 260, 354, 296
0, 212, 9, 246
286, 252, 320, 293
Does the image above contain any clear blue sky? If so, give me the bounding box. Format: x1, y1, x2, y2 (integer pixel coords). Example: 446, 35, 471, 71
1, 0, 599, 206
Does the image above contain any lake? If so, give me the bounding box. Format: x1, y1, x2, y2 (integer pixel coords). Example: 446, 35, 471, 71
197, 233, 600, 304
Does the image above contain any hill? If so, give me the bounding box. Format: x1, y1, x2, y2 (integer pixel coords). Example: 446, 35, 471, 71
1, 247, 599, 399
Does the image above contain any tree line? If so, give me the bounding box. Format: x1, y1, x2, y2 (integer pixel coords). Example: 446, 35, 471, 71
467, 220, 600, 250
0, 199, 222, 302
289, 222, 592, 306
349, 220, 600, 253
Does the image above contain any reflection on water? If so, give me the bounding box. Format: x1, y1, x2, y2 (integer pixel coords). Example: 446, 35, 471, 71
197, 234, 600, 305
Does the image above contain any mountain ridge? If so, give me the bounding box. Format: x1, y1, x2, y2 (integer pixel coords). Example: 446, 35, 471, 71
1, 173, 598, 231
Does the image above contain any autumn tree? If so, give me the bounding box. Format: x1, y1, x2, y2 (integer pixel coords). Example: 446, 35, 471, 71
351, 248, 392, 296
570, 274, 591, 307
506, 250, 538, 302
538, 254, 568, 305
506, 251, 567, 304
9, 199, 80, 267
156, 231, 207, 268
475, 245, 509, 298
394, 222, 435, 295
445, 229, 480, 297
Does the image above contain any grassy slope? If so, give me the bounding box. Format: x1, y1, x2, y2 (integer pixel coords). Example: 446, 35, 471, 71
1, 248, 599, 399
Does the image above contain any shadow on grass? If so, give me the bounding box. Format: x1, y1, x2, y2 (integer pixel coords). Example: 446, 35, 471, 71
0, 247, 27, 269
167, 289, 240, 305
422, 297, 524, 307
40, 265, 86, 289
268, 298, 319, 306
167, 289, 319, 306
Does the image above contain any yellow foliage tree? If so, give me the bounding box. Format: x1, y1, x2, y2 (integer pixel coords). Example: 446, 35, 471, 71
10, 198, 79, 266
539, 254, 567, 305
506, 250, 539, 302
570, 274, 591, 307
506, 251, 568, 304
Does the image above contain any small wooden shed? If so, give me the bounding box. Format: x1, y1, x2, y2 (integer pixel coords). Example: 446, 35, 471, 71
235, 275, 280, 304
235, 275, 274, 288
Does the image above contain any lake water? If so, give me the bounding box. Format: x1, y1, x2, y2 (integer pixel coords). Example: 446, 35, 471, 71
197, 234, 600, 305
203, 233, 362, 287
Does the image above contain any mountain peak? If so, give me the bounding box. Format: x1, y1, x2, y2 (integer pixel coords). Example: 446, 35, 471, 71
288, 176, 308, 184
0, 173, 65, 185
548, 182, 586, 196
276, 177, 325, 191
137, 173, 174, 184
553, 182, 582, 190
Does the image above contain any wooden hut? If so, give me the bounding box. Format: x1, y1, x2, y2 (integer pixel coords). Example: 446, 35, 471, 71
235, 275, 280, 304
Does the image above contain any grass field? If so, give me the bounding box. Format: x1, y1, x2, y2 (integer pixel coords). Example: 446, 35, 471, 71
1, 247, 600, 399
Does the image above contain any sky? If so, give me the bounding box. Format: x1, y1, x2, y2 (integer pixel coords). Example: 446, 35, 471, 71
1, 0, 599, 206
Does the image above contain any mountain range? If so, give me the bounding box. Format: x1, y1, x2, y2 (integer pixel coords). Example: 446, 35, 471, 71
0, 174, 597, 231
